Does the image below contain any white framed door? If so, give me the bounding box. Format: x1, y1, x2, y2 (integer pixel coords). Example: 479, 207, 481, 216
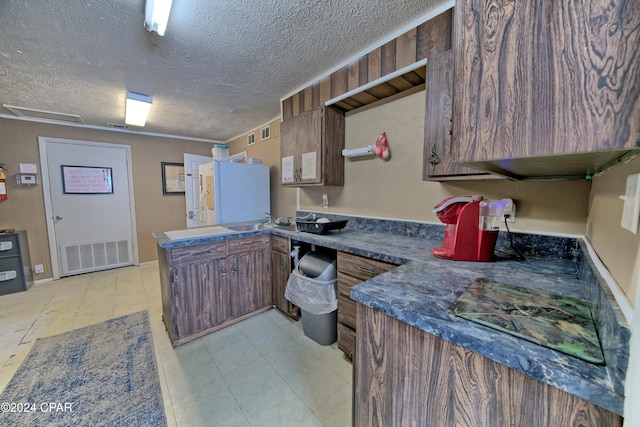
184, 153, 211, 228
39, 137, 138, 278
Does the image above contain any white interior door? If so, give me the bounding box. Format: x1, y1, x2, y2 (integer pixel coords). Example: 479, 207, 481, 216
184, 153, 211, 228
39, 137, 137, 278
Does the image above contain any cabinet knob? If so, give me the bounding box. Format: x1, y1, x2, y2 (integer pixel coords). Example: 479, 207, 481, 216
231, 263, 237, 274
220, 266, 227, 277
280, 262, 286, 270
55, 215, 63, 221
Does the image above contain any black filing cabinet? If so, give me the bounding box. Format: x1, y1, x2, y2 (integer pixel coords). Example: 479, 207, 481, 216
0, 231, 33, 295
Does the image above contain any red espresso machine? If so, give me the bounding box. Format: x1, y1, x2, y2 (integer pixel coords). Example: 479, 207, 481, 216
431, 196, 500, 262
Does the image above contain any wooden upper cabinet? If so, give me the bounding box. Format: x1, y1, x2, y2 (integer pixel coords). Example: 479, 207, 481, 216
423, 49, 494, 180
453, 0, 640, 178
280, 106, 345, 186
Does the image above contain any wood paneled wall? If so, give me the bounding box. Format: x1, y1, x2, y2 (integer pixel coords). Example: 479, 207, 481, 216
282, 9, 453, 120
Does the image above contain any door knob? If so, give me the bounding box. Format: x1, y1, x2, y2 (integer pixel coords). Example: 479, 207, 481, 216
55, 215, 63, 220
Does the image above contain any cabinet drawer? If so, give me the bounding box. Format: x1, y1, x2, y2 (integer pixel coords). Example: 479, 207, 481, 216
228, 235, 270, 254
338, 271, 362, 291
271, 235, 290, 253
337, 323, 355, 359
170, 241, 227, 265
0, 234, 19, 257
338, 298, 356, 330
0, 256, 26, 295
337, 251, 396, 280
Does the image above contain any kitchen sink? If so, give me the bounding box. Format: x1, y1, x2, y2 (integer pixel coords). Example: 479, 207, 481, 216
164, 225, 234, 240
227, 223, 272, 232
227, 224, 260, 231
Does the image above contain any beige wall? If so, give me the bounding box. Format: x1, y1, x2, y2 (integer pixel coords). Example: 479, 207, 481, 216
294, 90, 636, 305
587, 156, 640, 303
299, 90, 591, 235
226, 118, 298, 221
0, 118, 212, 278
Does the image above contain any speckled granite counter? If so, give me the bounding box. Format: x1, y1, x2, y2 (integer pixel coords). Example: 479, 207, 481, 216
153, 215, 629, 415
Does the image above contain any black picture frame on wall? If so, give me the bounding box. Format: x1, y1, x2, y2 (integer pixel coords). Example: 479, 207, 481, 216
61, 165, 113, 194
161, 162, 185, 195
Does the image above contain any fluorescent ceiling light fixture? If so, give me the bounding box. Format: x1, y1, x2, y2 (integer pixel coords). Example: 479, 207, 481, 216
125, 92, 152, 127
144, 0, 173, 36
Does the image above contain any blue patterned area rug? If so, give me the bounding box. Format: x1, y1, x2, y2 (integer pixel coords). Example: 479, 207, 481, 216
0, 311, 166, 426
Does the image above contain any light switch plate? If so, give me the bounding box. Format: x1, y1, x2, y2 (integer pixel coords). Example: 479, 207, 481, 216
620, 173, 640, 234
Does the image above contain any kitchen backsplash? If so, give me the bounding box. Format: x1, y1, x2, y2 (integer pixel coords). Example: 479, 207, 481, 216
299, 211, 580, 260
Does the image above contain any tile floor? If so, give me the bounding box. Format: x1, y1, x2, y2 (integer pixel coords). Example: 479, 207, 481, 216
0, 262, 353, 426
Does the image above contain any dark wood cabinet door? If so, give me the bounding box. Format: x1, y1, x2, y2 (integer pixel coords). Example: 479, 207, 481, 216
281, 108, 322, 185
271, 250, 290, 314
423, 49, 492, 180
228, 248, 272, 319
170, 262, 217, 339
280, 106, 345, 186
453, 0, 640, 163
211, 257, 232, 325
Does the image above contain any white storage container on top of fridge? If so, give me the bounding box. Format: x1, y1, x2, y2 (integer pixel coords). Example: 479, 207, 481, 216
198, 160, 270, 226
211, 144, 229, 161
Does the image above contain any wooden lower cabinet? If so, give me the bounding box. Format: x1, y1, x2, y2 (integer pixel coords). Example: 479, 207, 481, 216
336, 251, 396, 359
159, 235, 272, 346
271, 235, 299, 320
354, 304, 622, 427
228, 249, 271, 318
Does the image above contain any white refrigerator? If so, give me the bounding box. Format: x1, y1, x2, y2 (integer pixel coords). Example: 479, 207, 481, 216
198, 160, 270, 226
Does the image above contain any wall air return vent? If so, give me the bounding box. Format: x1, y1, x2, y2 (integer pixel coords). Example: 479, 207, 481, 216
3, 104, 83, 124
59, 239, 132, 276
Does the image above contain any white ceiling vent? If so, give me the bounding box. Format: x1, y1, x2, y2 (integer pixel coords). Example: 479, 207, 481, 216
3, 104, 83, 124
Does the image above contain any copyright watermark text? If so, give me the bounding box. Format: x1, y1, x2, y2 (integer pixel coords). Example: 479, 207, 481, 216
1, 402, 73, 413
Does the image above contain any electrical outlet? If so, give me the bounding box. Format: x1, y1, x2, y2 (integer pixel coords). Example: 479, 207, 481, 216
620, 173, 640, 233
34, 264, 44, 274
322, 194, 328, 208
502, 198, 515, 222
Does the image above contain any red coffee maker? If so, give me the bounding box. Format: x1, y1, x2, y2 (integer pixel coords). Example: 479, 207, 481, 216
432, 196, 499, 262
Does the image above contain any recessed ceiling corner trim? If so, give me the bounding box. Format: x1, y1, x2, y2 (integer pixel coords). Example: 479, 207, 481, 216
2, 104, 83, 124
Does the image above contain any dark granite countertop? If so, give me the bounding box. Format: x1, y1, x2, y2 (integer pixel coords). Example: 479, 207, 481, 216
153, 217, 628, 415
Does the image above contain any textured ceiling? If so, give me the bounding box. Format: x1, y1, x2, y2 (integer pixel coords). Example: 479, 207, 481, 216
0, 0, 450, 142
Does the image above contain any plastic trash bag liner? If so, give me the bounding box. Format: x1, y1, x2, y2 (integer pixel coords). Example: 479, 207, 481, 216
285, 272, 337, 315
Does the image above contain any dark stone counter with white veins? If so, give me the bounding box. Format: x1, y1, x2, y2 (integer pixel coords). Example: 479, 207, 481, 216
154, 214, 629, 415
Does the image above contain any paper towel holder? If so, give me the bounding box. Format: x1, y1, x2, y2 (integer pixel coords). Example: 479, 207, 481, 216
342, 145, 375, 158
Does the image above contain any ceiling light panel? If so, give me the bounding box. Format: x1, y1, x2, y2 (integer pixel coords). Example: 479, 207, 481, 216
125, 92, 152, 127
